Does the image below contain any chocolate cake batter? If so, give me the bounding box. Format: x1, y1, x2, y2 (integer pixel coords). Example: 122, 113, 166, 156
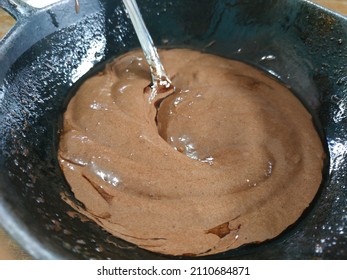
58, 49, 325, 256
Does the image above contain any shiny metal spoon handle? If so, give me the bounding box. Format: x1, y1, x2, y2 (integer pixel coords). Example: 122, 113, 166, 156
122, 0, 169, 84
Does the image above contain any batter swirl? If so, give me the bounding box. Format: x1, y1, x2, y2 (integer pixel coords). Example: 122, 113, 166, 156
58, 49, 324, 256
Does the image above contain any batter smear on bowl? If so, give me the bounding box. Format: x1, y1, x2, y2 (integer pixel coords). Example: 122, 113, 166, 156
58, 49, 325, 256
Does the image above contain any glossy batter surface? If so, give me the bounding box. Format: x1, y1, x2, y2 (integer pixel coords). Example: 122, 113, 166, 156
58, 49, 324, 256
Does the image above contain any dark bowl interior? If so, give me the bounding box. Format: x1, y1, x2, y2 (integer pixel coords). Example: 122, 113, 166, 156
0, 0, 346, 259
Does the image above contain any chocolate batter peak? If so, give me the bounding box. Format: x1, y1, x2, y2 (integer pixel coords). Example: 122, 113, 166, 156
58, 49, 325, 256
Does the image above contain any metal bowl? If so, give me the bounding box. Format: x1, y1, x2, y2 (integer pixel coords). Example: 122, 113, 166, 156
0, 0, 346, 259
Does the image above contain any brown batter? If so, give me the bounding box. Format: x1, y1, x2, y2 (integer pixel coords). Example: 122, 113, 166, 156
58, 49, 324, 256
